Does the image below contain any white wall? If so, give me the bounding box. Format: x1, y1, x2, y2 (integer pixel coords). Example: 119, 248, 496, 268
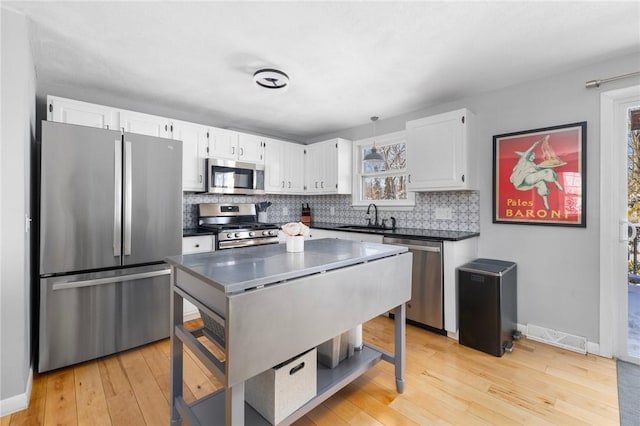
308, 52, 640, 344
0, 7, 36, 412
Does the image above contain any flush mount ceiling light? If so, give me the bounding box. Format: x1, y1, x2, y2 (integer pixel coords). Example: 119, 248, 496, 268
253, 68, 289, 90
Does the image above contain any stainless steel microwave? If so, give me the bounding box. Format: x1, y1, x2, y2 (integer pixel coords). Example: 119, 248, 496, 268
205, 158, 265, 195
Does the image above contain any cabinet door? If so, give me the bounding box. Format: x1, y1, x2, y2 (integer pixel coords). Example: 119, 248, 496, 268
182, 236, 214, 254
406, 109, 470, 190
284, 142, 306, 193
172, 120, 209, 191
238, 132, 265, 164
322, 141, 338, 193
209, 127, 238, 160
305, 143, 324, 193
48, 96, 118, 129
119, 110, 170, 137
264, 138, 285, 193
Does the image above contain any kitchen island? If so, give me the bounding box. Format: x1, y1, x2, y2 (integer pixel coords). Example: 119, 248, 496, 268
166, 238, 412, 426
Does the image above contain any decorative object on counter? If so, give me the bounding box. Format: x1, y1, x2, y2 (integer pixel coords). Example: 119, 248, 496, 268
282, 222, 310, 252
493, 121, 587, 227
256, 201, 272, 223
301, 203, 311, 226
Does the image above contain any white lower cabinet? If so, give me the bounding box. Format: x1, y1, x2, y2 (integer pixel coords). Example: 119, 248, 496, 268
443, 238, 478, 338
181, 235, 216, 319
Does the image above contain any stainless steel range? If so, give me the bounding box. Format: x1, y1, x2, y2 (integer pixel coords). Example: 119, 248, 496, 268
198, 203, 279, 250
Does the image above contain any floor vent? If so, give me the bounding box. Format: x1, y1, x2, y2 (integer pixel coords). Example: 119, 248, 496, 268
526, 324, 587, 354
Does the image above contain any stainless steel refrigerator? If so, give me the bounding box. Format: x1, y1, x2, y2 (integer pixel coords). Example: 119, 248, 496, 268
38, 121, 182, 372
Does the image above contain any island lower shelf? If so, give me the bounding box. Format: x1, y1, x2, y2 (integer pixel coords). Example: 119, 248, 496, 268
176, 345, 383, 426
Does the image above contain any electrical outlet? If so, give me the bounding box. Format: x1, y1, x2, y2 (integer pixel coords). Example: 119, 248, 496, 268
435, 207, 452, 220
330, 207, 335, 216
283, 207, 289, 215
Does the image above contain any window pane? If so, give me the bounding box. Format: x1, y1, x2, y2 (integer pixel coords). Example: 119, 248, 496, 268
362, 142, 406, 173
362, 175, 408, 200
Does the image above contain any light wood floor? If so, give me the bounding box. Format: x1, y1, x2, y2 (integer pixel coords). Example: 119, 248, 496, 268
1, 316, 619, 425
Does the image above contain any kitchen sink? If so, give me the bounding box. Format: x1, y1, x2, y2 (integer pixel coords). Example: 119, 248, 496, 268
337, 225, 388, 232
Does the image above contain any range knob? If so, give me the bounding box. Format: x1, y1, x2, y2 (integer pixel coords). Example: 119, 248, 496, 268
249, 231, 256, 237
268, 230, 276, 236
225, 233, 233, 239
262, 230, 270, 236
234, 233, 240, 238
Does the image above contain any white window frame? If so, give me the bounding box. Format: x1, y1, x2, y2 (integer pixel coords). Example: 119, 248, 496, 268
351, 130, 416, 208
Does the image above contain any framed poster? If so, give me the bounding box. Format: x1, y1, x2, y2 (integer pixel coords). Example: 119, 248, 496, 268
493, 121, 587, 227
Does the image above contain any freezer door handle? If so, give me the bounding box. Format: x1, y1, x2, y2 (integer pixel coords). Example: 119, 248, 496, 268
124, 141, 133, 256
52, 268, 171, 291
114, 139, 122, 257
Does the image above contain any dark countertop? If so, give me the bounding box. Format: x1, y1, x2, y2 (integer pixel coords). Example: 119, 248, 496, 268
167, 238, 407, 294
310, 222, 479, 241
183, 227, 216, 237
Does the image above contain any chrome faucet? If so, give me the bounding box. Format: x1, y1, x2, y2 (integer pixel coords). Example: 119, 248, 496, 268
366, 203, 378, 227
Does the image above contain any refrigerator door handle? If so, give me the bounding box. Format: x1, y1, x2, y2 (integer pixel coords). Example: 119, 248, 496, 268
51, 268, 171, 291
124, 140, 133, 256
114, 139, 122, 257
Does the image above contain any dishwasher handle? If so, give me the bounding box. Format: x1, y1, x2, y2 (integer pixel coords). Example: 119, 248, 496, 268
383, 237, 442, 252
397, 243, 441, 253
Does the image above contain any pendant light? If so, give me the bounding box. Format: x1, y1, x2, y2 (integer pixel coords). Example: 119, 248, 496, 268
363, 116, 385, 169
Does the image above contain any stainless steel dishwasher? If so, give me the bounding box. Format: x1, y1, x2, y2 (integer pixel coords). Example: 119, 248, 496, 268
383, 237, 444, 332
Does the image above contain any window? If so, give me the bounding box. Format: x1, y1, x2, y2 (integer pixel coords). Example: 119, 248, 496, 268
352, 130, 415, 207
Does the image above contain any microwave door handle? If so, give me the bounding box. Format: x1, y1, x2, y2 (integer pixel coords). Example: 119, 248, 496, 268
113, 139, 122, 257
124, 141, 132, 256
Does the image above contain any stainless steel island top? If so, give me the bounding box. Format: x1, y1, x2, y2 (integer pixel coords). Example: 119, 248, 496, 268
166, 238, 407, 294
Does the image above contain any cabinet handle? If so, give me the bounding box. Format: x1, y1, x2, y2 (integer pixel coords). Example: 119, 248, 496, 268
408, 174, 412, 183
315, 182, 318, 189
462, 174, 465, 183
232, 146, 235, 155
240, 147, 244, 156
199, 175, 202, 183
321, 181, 324, 188
288, 181, 291, 188
195, 244, 200, 248
282, 181, 285, 188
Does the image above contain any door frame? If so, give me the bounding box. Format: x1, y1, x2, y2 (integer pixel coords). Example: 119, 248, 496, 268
599, 84, 640, 362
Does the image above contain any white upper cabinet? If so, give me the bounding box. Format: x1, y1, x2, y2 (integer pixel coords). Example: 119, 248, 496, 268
283, 141, 305, 193
171, 120, 209, 192
264, 138, 305, 194
119, 110, 170, 138
209, 129, 265, 164
405, 108, 475, 191
48, 95, 118, 129
305, 138, 352, 194
208, 127, 239, 161
237, 132, 266, 164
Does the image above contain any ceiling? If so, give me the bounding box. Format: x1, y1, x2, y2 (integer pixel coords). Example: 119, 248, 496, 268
4, 1, 640, 141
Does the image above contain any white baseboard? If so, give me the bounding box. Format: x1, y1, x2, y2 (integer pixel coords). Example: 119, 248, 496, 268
517, 322, 605, 356
184, 309, 201, 322
0, 367, 32, 417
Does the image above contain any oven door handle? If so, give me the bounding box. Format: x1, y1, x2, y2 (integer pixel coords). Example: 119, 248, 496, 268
218, 237, 279, 250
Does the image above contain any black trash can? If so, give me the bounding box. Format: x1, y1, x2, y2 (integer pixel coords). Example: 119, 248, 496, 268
457, 258, 518, 357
